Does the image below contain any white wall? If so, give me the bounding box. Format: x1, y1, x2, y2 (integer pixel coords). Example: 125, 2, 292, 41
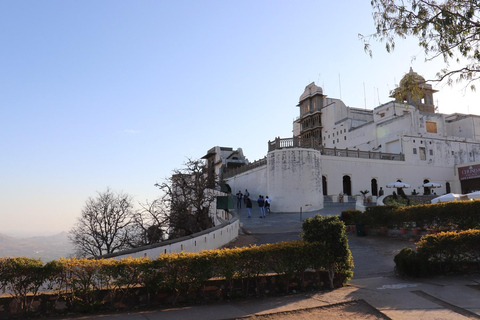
225, 164, 267, 202
321, 155, 456, 197
267, 149, 323, 212
103, 216, 239, 260
100, 190, 239, 260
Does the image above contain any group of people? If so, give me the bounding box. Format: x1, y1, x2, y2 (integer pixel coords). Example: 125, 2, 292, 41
236, 189, 271, 218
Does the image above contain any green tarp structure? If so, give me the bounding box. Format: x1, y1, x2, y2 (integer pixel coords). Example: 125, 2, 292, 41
217, 196, 234, 210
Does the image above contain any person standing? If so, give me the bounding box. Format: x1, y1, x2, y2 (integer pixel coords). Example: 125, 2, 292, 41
245, 197, 252, 218
244, 189, 250, 204
236, 190, 243, 209
265, 196, 271, 214
257, 195, 265, 218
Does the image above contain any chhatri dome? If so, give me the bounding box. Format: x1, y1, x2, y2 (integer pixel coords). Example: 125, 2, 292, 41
393, 67, 438, 113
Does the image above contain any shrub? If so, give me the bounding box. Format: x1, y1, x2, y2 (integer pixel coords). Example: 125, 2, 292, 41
0, 257, 47, 314
340, 210, 362, 225
365, 206, 396, 228
395, 200, 480, 230
394, 230, 480, 277
302, 215, 353, 288
393, 247, 428, 277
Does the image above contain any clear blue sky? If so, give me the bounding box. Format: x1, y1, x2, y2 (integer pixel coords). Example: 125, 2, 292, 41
1, 1, 477, 236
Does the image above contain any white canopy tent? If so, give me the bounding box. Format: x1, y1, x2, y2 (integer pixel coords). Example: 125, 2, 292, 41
431, 193, 468, 204
422, 182, 442, 188
386, 182, 410, 188
467, 191, 480, 200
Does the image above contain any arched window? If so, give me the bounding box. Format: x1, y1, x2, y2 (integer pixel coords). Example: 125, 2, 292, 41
343, 175, 352, 196
371, 178, 378, 196
322, 176, 328, 196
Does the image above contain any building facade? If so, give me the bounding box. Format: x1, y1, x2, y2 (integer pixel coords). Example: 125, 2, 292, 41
223, 69, 480, 212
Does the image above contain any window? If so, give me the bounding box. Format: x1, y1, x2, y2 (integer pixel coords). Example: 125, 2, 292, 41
344, 136, 346, 140
426, 121, 437, 133
419, 147, 426, 160
333, 140, 335, 144
337, 138, 339, 142
413, 148, 417, 154
429, 149, 433, 156
451, 151, 454, 155
380, 113, 385, 118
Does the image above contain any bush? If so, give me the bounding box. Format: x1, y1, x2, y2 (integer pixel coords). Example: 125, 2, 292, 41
0, 257, 47, 314
340, 210, 362, 225
365, 206, 397, 228
302, 215, 353, 288
394, 229, 480, 277
0, 238, 356, 317
395, 200, 480, 230
394, 248, 428, 277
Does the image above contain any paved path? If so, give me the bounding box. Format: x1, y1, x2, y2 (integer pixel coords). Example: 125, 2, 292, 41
76, 204, 480, 319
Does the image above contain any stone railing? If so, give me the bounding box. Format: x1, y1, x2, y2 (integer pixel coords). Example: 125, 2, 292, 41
268, 137, 404, 161
223, 157, 267, 179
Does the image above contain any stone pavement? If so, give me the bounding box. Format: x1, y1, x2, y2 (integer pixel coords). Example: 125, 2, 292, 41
73, 204, 480, 320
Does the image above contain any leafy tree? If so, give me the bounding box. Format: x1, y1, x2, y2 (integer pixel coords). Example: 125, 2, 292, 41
364, 0, 480, 89
69, 188, 136, 258
155, 159, 216, 239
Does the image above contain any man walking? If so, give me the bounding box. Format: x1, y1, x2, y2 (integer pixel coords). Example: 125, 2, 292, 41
265, 196, 271, 214
244, 189, 250, 204
246, 197, 252, 218
236, 190, 243, 209
257, 195, 265, 218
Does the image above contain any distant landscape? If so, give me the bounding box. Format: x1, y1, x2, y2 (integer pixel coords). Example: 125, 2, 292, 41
0, 232, 74, 262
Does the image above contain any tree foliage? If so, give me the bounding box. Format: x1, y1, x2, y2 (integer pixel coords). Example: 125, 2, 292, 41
364, 0, 480, 89
155, 159, 216, 239
69, 188, 136, 258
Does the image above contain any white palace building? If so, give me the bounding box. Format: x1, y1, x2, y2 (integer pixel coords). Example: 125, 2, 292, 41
208, 69, 480, 213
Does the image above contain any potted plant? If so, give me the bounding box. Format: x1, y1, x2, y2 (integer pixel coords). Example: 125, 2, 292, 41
360, 190, 370, 204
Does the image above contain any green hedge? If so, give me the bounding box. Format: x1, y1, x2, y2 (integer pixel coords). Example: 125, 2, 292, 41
394, 229, 480, 277
0, 240, 353, 315
395, 200, 480, 230
343, 200, 480, 230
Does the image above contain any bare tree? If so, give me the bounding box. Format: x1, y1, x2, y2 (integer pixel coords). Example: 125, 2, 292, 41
155, 159, 216, 239
131, 199, 169, 246
69, 188, 136, 258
